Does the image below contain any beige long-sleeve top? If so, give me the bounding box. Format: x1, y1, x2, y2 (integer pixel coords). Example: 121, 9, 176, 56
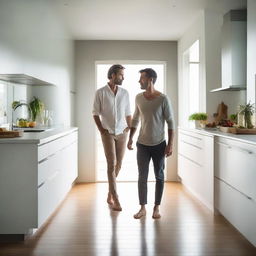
131, 93, 175, 146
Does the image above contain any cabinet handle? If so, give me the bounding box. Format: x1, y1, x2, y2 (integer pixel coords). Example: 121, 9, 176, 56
38, 153, 56, 164
178, 153, 202, 167
216, 141, 232, 149
38, 181, 45, 189
231, 146, 254, 156
180, 132, 202, 141
48, 170, 60, 181
39, 157, 49, 164
215, 177, 254, 201
217, 142, 255, 156
181, 140, 202, 150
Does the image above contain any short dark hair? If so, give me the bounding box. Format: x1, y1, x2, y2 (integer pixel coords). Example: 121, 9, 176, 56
139, 68, 157, 84
107, 64, 125, 79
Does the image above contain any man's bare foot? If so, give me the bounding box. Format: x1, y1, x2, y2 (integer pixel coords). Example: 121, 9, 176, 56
152, 206, 161, 219
134, 208, 146, 219
107, 193, 113, 205
112, 198, 122, 211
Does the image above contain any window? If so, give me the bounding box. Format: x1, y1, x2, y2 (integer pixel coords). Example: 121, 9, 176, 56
183, 40, 200, 126
188, 40, 200, 115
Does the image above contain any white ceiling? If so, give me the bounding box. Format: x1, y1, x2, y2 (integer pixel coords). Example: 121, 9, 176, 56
53, 0, 246, 40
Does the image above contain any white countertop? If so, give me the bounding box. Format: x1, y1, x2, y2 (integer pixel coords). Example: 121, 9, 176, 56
0, 127, 78, 144
179, 127, 256, 146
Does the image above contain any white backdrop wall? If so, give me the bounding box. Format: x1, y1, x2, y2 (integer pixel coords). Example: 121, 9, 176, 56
0, 0, 74, 126
75, 40, 177, 182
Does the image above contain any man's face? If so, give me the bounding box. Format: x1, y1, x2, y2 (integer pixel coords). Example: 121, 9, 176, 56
113, 69, 124, 85
139, 72, 149, 90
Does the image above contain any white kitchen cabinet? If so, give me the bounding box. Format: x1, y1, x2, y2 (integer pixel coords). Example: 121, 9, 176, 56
38, 130, 78, 228
177, 127, 256, 246
178, 128, 214, 211
215, 137, 256, 200
214, 137, 256, 246
0, 128, 78, 235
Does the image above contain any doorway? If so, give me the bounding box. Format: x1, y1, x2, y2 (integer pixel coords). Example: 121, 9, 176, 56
95, 62, 166, 181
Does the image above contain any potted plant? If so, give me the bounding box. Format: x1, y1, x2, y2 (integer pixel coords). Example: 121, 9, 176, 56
29, 97, 44, 127
189, 112, 208, 128
238, 102, 255, 129
229, 114, 238, 125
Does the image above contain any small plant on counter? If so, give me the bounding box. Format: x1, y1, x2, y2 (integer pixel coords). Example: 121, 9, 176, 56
229, 114, 237, 124
189, 112, 208, 121
189, 112, 208, 128
238, 102, 255, 129
29, 97, 44, 124
12, 97, 44, 128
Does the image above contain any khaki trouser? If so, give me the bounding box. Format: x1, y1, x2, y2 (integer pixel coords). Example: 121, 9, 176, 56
101, 130, 128, 198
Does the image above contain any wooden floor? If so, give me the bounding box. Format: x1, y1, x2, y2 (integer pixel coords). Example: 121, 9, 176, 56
0, 182, 255, 256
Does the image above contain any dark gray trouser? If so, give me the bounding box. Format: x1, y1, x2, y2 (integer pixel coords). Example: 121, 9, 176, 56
136, 141, 166, 205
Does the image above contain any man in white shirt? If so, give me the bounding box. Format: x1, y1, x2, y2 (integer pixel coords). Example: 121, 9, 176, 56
93, 64, 131, 211
127, 68, 175, 219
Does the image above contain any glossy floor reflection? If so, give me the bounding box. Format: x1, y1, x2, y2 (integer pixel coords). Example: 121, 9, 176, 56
0, 182, 255, 256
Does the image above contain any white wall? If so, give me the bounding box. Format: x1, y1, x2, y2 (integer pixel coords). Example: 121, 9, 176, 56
247, 0, 256, 107
75, 40, 177, 182
178, 9, 246, 128
0, 0, 74, 126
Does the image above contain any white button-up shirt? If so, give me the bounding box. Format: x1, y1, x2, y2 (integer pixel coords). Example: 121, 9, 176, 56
93, 85, 131, 135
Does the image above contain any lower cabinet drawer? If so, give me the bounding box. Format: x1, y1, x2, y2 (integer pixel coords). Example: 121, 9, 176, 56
215, 140, 256, 201
215, 178, 256, 247
38, 143, 49, 162
38, 168, 62, 227
38, 160, 49, 187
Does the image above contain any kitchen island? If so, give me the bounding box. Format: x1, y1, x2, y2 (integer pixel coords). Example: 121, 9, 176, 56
178, 127, 256, 247
0, 127, 78, 237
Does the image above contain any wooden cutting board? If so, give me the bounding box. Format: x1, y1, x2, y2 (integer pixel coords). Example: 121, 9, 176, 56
231, 128, 256, 134
0, 130, 24, 138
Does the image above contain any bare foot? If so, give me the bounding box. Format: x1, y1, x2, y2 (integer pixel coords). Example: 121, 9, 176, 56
107, 193, 113, 205
152, 206, 161, 219
112, 198, 122, 211
133, 209, 146, 219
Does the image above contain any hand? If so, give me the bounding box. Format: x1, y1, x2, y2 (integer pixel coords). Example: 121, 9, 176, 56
164, 144, 173, 157
100, 128, 108, 135
127, 138, 133, 150
123, 127, 130, 133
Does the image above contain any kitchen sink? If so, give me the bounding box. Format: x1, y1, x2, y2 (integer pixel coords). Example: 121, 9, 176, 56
23, 129, 46, 132
13, 127, 53, 133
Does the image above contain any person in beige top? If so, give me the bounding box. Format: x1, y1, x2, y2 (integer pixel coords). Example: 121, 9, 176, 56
127, 68, 175, 219
93, 64, 131, 211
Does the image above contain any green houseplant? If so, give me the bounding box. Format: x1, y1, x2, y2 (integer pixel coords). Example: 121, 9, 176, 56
12, 97, 44, 127
189, 112, 208, 128
29, 97, 44, 126
238, 102, 255, 129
